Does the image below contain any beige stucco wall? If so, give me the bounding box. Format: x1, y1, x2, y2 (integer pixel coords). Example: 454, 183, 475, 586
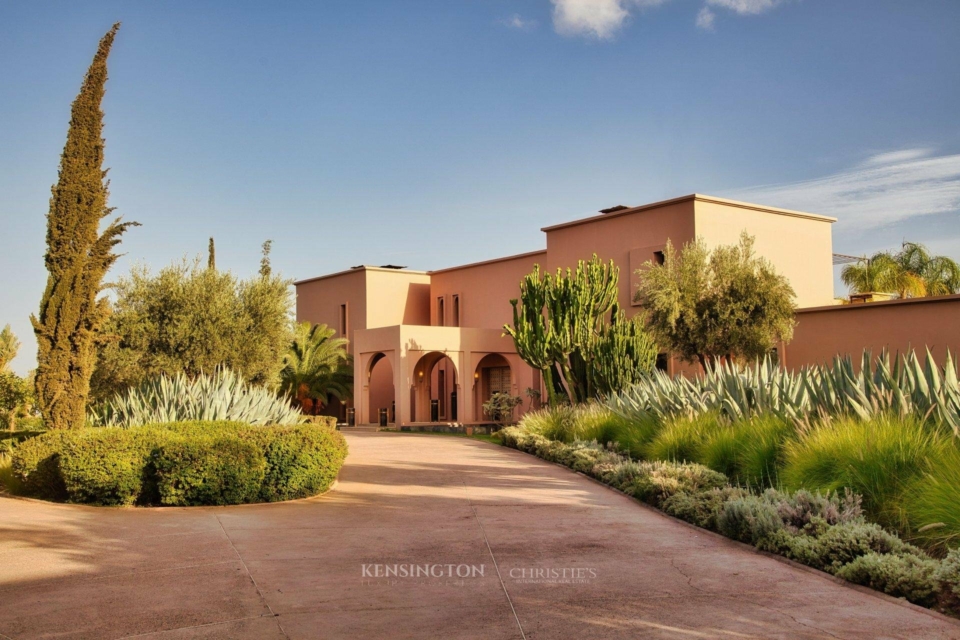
785, 295, 960, 370
693, 197, 835, 308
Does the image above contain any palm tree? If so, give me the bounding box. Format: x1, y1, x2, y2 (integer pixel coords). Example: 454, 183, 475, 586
279, 322, 352, 414
841, 253, 925, 298
896, 242, 960, 296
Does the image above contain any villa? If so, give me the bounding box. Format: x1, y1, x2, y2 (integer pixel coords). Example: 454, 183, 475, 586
296, 194, 960, 427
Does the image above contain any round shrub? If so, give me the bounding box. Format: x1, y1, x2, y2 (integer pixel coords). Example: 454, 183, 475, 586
258, 426, 348, 501
153, 435, 266, 506
11, 430, 76, 500
835, 552, 939, 607
934, 549, 960, 614
58, 428, 162, 506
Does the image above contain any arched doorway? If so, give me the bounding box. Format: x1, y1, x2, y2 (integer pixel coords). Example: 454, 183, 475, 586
367, 352, 395, 425
411, 352, 459, 422
473, 354, 514, 421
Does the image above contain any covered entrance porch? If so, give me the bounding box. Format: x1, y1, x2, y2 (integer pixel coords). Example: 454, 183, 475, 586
353, 325, 528, 427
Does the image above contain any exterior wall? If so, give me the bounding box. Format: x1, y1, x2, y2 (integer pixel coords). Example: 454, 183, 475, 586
365, 269, 431, 328
543, 198, 696, 312
295, 269, 367, 350
429, 251, 546, 330
785, 295, 960, 370
693, 197, 835, 308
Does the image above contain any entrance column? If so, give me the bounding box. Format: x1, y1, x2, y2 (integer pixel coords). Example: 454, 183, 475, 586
396, 348, 412, 426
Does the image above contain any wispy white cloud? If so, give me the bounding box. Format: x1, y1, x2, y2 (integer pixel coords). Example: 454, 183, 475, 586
726, 148, 960, 231
550, 0, 786, 38
696, 6, 716, 30
501, 13, 538, 30
705, 0, 785, 15
551, 0, 668, 39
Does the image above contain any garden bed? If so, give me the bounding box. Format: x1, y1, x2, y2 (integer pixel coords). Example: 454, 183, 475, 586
500, 425, 960, 618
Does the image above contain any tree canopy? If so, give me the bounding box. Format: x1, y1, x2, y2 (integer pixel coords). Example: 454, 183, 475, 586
842, 242, 960, 298
278, 322, 352, 414
90, 255, 293, 402
634, 233, 796, 369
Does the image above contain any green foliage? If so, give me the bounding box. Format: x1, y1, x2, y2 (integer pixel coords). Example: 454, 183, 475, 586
0, 324, 20, 371
634, 232, 796, 368
252, 424, 348, 501
32, 24, 137, 430
58, 428, 161, 506
842, 242, 960, 298
517, 404, 654, 457
625, 459, 727, 507
505, 255, 657, 403
0, 371, 33, 430
609, 349, 960, 437
661, 486, 748, 530
11, 430, 74, 499
482, 392, 523, 423
836, 553, 939, 607
935, 550, 960, 613
91, 255, 293, 402
9, 421, 347, 506
92, 368, 302, 427
905, 446, 960, 553
153, 435, 266, 506
644, 412, 723, 463
782, 414, 948, 529
278, 322, 351, 414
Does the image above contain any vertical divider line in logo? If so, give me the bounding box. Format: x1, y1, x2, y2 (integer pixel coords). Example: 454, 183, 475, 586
458, 477, 527, 640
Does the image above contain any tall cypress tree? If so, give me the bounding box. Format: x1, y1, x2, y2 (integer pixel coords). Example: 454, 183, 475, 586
32, 23, 137, 429
208, 237, 216, 270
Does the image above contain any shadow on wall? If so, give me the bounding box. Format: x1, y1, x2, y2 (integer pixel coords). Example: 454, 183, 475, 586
405, 283, 431, 325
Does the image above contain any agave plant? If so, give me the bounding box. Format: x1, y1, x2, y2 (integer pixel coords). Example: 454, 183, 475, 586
91, 368, 303, 427
608, 349, 960, 437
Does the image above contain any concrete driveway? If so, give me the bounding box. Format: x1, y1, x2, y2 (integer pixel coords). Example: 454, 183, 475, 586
1, 431, 957, 640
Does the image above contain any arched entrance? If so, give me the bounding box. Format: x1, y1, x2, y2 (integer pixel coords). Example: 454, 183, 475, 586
367, 352, 395, 425
473, 354, 514, 421
411, 352, 459, 422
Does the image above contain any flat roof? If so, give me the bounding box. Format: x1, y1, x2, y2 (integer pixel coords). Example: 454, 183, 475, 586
294, 265, 428, 286
428, 249, 548, 275
541, 193, 838, 232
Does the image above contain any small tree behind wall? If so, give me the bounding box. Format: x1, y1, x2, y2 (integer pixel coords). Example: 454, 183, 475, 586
634, 232, 796, 370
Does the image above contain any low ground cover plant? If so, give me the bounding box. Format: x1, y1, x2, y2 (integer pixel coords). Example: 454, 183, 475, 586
9, 420, 345, 506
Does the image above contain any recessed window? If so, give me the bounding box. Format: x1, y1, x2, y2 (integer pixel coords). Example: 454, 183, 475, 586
653, 251, 665, 265
437, 297, 445, 327
339, 303, 348, 339
655, 353, 669, 372
452, 295, 460, 327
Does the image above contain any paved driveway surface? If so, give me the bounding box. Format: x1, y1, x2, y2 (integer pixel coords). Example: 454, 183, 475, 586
1, 431, 958, 639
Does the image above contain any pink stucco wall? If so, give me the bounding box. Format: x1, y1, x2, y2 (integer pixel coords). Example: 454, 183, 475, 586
785, 295, 960, 370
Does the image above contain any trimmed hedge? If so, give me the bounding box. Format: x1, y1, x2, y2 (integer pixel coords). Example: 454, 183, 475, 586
10, 421, 347, 507
500, 425, 960, 617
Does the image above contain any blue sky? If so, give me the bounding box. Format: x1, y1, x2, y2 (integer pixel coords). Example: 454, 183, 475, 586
2, 1, 959, 375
